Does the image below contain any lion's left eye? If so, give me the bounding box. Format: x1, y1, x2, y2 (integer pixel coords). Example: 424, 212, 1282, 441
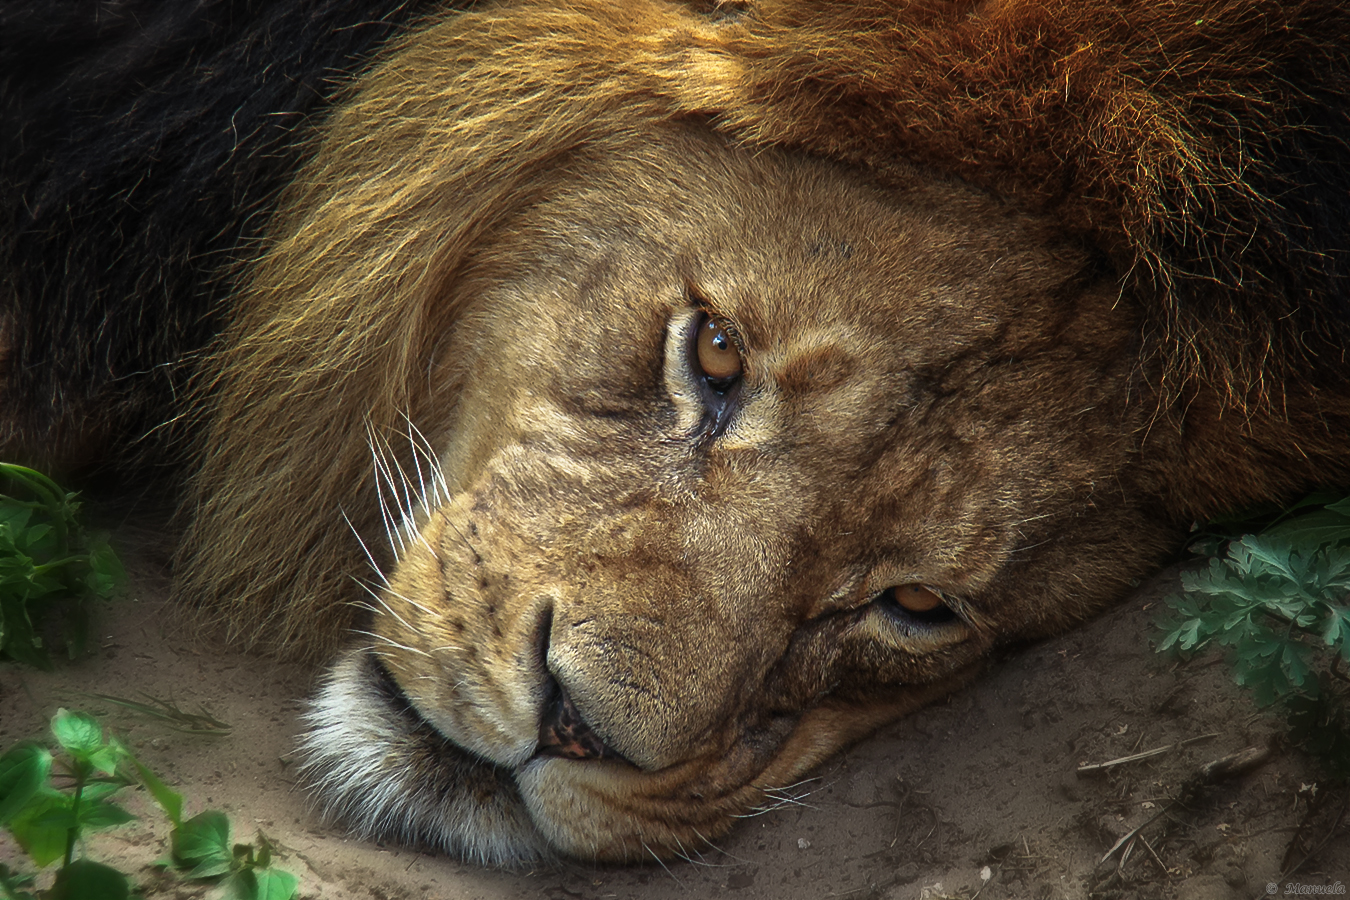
695, 314, 742, 390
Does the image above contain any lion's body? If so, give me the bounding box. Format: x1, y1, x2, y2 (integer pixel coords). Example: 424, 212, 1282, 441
3, 0, 1349, 866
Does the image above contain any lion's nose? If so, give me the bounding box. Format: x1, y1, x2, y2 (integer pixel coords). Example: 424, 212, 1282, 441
537, 675, 624, 761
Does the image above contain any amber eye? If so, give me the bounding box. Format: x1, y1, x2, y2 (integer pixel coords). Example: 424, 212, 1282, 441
894, 584, 943, 613
696, 314, 742, 384
877, 584, 957, 626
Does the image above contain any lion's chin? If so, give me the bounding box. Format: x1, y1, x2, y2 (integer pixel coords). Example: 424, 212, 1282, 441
299, 648, 551, 867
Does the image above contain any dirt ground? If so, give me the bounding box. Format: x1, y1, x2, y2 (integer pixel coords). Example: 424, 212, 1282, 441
2, 512, 1347, 900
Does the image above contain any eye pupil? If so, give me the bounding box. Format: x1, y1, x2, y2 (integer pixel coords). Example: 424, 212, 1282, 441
696, 315, 743, 383
895, 585, 942, 613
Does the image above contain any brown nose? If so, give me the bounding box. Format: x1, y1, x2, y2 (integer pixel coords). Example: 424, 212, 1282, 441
537, 676, 624, 761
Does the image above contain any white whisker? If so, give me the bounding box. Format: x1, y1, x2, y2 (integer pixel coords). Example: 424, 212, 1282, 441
402, 414, 452, 504
343, 509, 389, 585
355, 581, 420, 635
368, 426, 408, 555
349, 629, 432, 658
382, 586, 438, 616
643, 841, 681, 884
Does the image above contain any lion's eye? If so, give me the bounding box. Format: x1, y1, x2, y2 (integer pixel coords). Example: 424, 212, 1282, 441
695, 314, 742, 388
876, 584, 957, 626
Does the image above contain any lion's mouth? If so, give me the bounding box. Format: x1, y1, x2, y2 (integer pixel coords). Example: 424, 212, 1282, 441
301, 644, 775, 865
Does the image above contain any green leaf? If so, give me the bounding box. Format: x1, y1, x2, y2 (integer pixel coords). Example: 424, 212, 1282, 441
0, 504, 32, 534
229, 866, 300, 900
85, 745, 126, 778
77, 800, 136, 830
0, 466, 123, 669
0, 744, 51, 826
6, 791, 72, 867
131, 757, 183, 829
45, 859, 131, 900
1234, 535, 1296, 581
50, 710, 103, 759
255, 835, 272, 869
1158, 617, 1203, 652
1234, 662, 1286, 708
85, 537, 125, 600
1279, 642, 1316, 692
1324, 604, 1350, 662
30, 803, 78, 831
1262, 508, 1350, 551
77, 782, 125, 804
0, 862, 38, 900
173, 810, 234, 878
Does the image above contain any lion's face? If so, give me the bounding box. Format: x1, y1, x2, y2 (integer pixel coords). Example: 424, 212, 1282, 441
300, 126, 1179, 864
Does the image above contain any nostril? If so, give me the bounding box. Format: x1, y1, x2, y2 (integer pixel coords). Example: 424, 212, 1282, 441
537, 674, 624, 761
533, 600, 626, 762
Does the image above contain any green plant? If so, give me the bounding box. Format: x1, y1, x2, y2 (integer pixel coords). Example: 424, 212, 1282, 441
0, 464, 125, 668
0, 710, 298, 900
170, 812, 299, 900
1159, 495, 1350, 778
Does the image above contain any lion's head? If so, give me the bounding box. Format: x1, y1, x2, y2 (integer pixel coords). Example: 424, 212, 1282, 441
296, 124, 1185, 863
172, 0, 1350, 867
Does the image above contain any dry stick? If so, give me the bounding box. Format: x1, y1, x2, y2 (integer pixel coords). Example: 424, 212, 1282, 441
1077, 733, 1220, 774
1098, 745, 1273, 866
1281, 788, 1350, 881
1138, 833, 1170, 876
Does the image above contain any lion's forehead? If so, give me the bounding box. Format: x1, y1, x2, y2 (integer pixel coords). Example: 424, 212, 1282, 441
467, 127, 1080, 361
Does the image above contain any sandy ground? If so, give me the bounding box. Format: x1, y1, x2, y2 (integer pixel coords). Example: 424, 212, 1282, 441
2, 516, 1347, 900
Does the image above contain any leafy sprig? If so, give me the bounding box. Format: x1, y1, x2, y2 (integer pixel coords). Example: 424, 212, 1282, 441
0, 464, 125, 668
1159, 496, 1350, 777
0, 710, 298, 900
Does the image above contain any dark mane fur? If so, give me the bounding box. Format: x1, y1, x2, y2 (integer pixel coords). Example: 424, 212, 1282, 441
0, 0, 439, 465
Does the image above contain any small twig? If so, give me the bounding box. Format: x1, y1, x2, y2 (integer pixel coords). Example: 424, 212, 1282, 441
1191, 745, 1272, 785
1102, 824, 1152, 865
87, 693, 232, 735
1078, 733, 1220, 774
1118, 835, 1135, 871
1137, 833, 1169, 876
1098, 744, 1273, 867
1281, 788, 1350, 880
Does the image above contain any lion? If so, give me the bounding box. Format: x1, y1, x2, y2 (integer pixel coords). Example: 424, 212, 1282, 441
3, 0, 1349, 868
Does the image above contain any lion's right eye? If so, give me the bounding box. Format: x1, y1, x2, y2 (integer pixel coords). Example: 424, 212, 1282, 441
694, 313, 742, 391
875, 585, 959, 627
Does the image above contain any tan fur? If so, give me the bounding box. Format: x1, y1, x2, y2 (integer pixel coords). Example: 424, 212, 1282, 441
175, 0, 1350, 863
